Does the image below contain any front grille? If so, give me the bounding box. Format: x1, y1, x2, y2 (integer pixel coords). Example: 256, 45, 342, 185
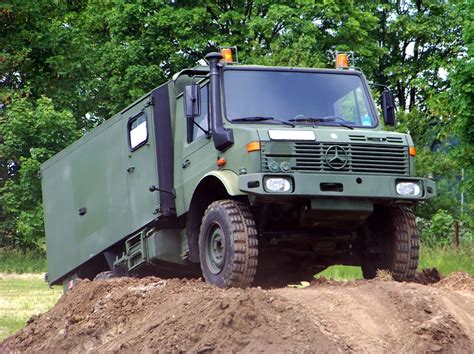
261, 142, 409, 175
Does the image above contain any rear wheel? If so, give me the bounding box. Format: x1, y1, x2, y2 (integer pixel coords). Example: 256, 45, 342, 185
199, 200, 258, 288
361, 206, 419, 281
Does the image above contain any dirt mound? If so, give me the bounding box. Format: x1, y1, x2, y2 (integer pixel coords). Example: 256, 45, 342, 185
434, 272, 474, 292
276, 275, 474, 353
1, 273, 473, 352
414, 268, 443, 285
0, 277, 343, 352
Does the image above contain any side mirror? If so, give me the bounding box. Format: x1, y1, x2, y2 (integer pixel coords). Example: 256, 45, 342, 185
381, 90, 396, 126
184, 84, 200, 119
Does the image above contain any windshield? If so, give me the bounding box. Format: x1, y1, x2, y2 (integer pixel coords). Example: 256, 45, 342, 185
223, 69, 377, 128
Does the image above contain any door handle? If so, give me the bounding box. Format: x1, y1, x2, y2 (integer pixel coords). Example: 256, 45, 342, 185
127, 166, 135, 173
182, 159, 191, 169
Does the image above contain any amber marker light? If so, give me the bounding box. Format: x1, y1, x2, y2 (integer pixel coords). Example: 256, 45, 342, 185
217, 157, 227, 167
335, 52, 349, 69
220, 48, 233, 63
409, 146, 416, 157
247, 141, 261, 152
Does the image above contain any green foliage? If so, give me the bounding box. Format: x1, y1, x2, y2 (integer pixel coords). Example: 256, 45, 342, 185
0, 96, 80, 251
413, 146, 472, 246
413, 148, 460, 218
425, 210, 455, 246
0, 250, 47, 274
448, 0, 474, 202
419, 242, 474, 276
0, 0, 472, 252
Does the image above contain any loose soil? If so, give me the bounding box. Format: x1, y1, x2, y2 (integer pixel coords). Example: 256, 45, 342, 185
1, 270, 473, 352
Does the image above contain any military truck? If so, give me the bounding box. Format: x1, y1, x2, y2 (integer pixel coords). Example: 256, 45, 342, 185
41, 51, 436, 289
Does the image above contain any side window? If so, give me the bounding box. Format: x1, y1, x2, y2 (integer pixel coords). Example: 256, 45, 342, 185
334, 87, 372, 126
190, 84, 209, 142
128, 112, 148, 150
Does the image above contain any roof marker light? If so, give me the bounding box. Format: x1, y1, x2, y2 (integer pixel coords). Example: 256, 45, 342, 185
220, 48, 233, 63
336, 52, 349, 69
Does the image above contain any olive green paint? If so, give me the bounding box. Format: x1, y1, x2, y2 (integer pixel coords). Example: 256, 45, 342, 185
41, 63, 436, 286
146, 230, 186, 265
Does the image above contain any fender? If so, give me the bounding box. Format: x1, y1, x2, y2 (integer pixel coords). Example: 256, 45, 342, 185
198, 170, 244, 196
186, 170, 244, 263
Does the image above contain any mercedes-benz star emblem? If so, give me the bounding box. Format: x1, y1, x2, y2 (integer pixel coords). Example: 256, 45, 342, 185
324, 145, 348, 170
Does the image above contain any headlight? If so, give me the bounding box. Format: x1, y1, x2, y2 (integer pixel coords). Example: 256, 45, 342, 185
264, 177, 292, 193
396, 181, 422, 196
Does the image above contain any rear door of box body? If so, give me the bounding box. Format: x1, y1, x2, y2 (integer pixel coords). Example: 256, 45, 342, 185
43, 115, 132, 284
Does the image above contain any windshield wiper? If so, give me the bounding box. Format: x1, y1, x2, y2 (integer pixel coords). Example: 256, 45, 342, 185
231, 116, 295, 127
288, 116, 354, 130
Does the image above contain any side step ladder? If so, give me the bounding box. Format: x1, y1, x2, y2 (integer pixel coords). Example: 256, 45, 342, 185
114, 231, 147, 272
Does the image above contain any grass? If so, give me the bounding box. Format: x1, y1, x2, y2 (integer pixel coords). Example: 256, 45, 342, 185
0, 250, 47, 274
419, 242, 474, 275
316, 242, 474, 281
0, 274, 62, 342
318, 265, 363, 280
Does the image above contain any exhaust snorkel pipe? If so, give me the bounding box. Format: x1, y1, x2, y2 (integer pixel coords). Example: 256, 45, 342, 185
205, 52, 234, 151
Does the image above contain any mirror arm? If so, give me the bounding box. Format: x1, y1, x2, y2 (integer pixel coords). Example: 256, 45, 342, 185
193, 121, 210, 136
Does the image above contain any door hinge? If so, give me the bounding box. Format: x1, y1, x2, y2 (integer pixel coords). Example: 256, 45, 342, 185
145, 96, 154, 107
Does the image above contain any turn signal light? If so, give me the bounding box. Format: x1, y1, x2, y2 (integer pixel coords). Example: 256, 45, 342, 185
247, 141, 261, 152
217, 157, 227, 167
220, 48, 233, 63
409, 146, 416, 156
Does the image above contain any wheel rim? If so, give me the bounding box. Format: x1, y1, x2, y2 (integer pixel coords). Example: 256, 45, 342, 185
206, 223, 226, 274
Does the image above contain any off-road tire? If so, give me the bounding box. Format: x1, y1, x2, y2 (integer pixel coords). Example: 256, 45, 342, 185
199, 200, 258, 288
362, 206, 419, 282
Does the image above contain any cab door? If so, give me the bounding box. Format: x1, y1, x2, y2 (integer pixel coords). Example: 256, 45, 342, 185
123, 100, 159, 232
180, 83, 216, 206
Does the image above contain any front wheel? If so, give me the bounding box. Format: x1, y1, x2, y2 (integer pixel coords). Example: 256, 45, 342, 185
361, 206, 419, 281
199, 200, 258, 288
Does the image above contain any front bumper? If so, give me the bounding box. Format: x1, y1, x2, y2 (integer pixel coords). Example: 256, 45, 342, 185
239, 173, 436, 201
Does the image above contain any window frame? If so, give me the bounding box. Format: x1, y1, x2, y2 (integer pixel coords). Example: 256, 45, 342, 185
127, 111, 149, 151
221, 67, 379, 129
187, 82, 210, 143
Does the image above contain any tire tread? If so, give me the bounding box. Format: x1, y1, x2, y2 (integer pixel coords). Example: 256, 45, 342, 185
200, 199, 258, 288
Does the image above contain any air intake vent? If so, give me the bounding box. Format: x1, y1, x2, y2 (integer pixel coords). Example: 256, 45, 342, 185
349, 135, 367, 142
349, 135, 404, 144
386, 136, 404, 144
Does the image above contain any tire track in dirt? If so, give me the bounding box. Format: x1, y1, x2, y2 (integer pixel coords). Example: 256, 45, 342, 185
274, 279, 473, 352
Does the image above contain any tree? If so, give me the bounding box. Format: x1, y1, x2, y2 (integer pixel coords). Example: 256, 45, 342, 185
0, 96, 80, 250
0, 0, 471, 250
449, 0, 474, 221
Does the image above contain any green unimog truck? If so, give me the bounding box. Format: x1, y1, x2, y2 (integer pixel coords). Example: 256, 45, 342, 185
41, 51, 436, 289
